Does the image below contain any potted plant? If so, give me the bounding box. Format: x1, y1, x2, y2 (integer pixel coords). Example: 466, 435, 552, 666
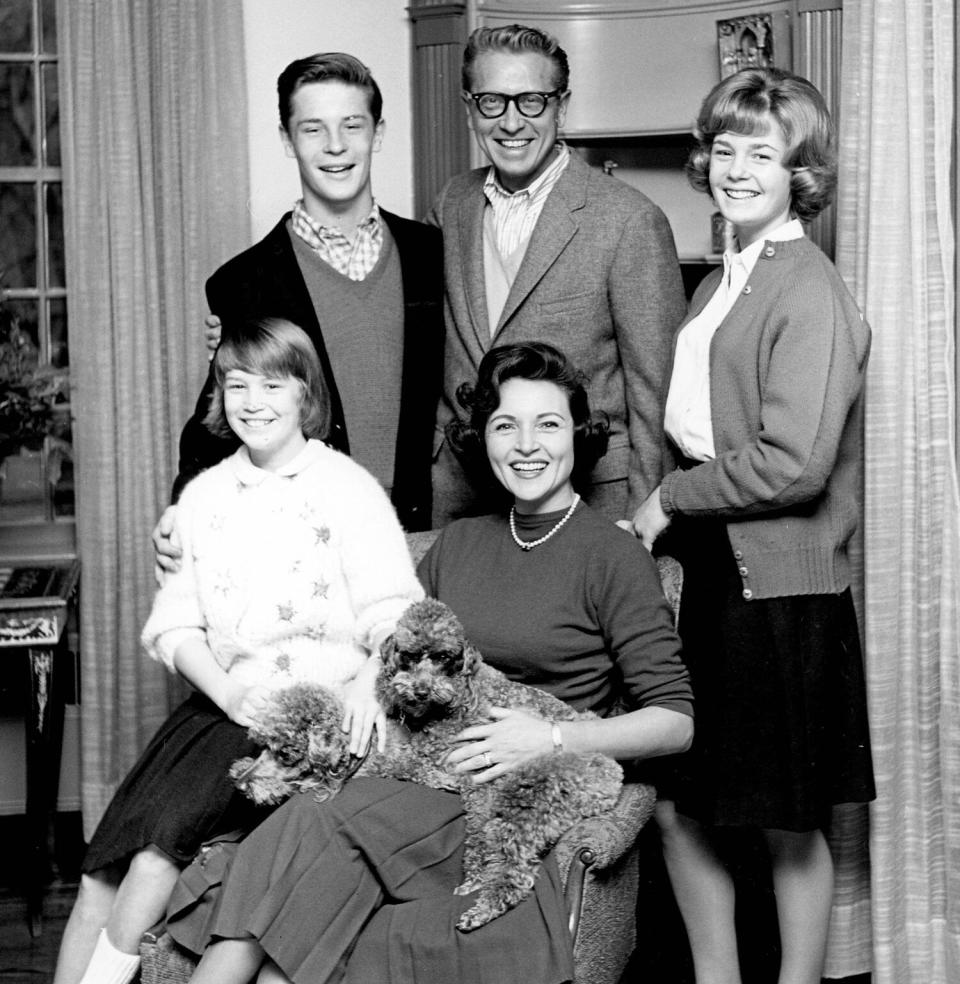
0, 284, 71, 517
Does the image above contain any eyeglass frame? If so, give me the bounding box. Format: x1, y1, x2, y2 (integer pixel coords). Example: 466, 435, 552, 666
462, 89, 566, 119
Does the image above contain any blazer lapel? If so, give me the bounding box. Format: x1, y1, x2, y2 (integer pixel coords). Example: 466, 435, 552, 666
458, 186, 491, 352
494, 157, 587, 337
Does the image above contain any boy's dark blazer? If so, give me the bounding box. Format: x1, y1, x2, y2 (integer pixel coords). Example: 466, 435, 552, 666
174, 209, 444, 531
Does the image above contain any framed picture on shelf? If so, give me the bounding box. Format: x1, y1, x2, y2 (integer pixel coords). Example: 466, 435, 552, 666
717, 13, 775, 78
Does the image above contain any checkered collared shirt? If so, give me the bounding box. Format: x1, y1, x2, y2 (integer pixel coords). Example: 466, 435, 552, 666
290, 200, 384, 281
482, 144, 570, 257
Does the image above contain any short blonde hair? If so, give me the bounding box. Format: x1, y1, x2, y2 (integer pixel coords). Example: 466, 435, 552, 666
204, 318, 330, 440
686, 67, 836, 223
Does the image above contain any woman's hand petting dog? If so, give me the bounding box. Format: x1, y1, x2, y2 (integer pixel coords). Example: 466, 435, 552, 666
446, 707, 554, 784
340, 656, 387, 757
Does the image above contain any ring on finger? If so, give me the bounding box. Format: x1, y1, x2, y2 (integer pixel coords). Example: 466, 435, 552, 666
483, 751, 493, 768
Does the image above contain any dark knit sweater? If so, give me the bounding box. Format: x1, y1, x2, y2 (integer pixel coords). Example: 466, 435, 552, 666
417, 503, 692, 717
291, 226, 404, 491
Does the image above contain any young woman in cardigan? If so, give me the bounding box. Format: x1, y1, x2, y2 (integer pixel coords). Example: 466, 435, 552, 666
632, 68, 876, 984
53, 318, 422, 984
163, 341, 694, 984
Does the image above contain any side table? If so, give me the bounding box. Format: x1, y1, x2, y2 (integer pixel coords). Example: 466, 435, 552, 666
0, 559, 80, 937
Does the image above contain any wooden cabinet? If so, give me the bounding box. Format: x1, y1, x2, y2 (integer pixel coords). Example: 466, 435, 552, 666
408, 0, 841, 257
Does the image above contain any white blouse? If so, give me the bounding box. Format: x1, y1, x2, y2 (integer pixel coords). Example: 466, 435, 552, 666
664, 218, 805, 461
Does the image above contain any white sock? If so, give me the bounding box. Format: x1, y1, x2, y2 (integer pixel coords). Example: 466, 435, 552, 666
78, 928, 141, 984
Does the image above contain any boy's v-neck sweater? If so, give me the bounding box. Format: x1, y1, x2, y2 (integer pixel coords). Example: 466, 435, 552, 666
291, 221, 404, 492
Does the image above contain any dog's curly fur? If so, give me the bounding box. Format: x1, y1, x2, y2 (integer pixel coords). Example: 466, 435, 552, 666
231, 598, 623, 931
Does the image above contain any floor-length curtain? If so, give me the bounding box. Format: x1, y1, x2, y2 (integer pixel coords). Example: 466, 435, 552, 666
836, 3, 960, 982
56, 0, 252, 838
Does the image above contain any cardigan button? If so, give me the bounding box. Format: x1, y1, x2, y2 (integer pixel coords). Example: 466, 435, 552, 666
742, 285, 752, 294
738, 566, 749, 577
764, 245, 776, 257
733, 549, 743, 560
742, 588, 754, 600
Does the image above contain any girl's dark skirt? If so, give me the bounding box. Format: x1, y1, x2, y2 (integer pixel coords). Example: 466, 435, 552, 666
165, 778, 575, 984
662, 519, 876, 832
82, 692, 271, 872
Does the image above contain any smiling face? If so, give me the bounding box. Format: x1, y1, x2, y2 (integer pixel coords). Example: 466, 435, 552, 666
709, 117, 794, 247
223, 369, 308, 471
484, 377, 576, 515
280, 80, 384, 226
463, 50, 569, 192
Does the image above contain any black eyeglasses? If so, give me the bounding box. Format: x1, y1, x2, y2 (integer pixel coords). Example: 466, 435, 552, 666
465, 90, 563, 119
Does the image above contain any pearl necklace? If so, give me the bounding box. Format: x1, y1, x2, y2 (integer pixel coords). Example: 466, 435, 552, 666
509, 494, 580, 551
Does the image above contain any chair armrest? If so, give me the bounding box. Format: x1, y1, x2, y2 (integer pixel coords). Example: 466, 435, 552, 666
554, 781, 656, 878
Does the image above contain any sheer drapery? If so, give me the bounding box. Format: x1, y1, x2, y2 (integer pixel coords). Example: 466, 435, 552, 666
836, 2, 960, 981
56, 0, 251, 837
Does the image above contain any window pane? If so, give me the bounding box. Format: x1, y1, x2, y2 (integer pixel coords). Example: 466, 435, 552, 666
43, 62, 59, 165
0, 182, 37, 286
4, 296, 39, 350
46, 182, 64, 286
0, 62, 36, 165
49, 295, 67, 367
0, 0, 32, 53
40, 0, 57, 54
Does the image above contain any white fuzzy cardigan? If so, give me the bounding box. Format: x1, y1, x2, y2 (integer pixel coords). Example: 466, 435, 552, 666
141, 439, 423, 692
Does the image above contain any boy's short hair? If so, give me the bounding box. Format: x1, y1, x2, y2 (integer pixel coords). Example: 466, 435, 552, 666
205, 317, 330, 441
686, 67, 836, 223
278, 52, 383, 130
461, 24, 570, 93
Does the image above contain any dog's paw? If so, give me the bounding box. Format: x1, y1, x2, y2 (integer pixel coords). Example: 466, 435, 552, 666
456, 892, 513, 932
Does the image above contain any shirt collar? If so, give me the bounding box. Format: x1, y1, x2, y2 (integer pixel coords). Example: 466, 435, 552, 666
725, 218, 805, 278
230, 438, 327, 487
292, 199, 381, 241
483, 143, 570, 204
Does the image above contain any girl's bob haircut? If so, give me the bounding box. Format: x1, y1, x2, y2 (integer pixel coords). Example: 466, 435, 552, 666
447, 341, 608, 503
687, 67, 837, 223
204, 317, 331, 441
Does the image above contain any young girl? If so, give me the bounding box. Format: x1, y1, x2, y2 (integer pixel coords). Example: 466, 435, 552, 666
632, 69, 875, 984
53, 317, 423, 984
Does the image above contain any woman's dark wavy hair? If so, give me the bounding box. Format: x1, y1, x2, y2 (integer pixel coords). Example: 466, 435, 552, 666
204, 317, 331, 441
686, 67, 836, 223
447, 341, 608, 502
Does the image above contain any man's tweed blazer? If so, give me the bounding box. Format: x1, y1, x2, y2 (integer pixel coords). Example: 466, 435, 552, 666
429, 151, 686, 512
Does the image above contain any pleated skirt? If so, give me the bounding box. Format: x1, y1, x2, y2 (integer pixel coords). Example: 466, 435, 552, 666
83, 693, 271, 872
664, 519, 876, 831
166, 778, 575, 984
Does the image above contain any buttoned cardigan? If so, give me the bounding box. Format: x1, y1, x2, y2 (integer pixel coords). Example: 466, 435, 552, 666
659, 237, 871, 600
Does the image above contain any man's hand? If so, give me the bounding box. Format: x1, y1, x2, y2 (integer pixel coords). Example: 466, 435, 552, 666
152, 505, 182, 583
204, 314, 222, 360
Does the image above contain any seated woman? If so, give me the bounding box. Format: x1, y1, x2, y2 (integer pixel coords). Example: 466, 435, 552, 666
168, 341, 694, 984
53, 318, 423, 984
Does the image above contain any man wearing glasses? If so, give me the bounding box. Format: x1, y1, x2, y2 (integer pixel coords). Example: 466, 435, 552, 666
429, 24, 686, 531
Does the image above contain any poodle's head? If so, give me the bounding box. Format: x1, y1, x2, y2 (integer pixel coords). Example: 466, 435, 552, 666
377, 598, 482, 721
232, 682, 352, 805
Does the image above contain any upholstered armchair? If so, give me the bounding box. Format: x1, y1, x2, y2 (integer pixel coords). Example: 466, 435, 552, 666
139, 535, 682, 984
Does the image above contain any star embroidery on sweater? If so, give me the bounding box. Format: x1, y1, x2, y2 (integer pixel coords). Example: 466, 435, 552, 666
312, 579, 329, 599
274, 651, 291, 673
209, 514, 225, 532
291, 559, 302, 574
313, 525, 331, 545
277, 603, 295, 623
305, 625, 326, 642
